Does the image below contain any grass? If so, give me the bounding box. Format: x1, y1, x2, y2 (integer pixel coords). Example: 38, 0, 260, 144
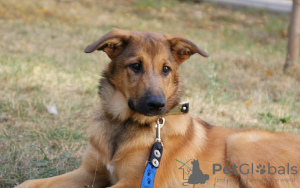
0, 0, 299, 187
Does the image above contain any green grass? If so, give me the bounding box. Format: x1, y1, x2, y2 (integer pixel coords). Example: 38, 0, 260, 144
0, 0, 299, 187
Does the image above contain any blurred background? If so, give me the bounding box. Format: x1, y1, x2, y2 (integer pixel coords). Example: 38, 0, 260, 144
0, 0, 299, 187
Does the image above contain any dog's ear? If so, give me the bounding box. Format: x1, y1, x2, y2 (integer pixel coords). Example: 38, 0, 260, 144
166, 34, 209, 65
84, 28, 130, 59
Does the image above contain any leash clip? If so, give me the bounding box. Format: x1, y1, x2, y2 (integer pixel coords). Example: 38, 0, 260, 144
155, 117, 165, 144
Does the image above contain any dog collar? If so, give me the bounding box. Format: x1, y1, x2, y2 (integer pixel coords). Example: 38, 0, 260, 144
165, 102, 189, 115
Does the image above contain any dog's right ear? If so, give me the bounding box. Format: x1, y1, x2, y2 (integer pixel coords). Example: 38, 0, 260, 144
84, 28, 130, 59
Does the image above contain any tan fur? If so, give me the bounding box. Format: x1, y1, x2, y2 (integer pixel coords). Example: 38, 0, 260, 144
16, 29, 300, 188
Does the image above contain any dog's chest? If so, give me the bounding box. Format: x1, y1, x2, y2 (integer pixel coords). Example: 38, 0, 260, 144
107, 122, 133, 159
106, 163, 118, 184
103, 128, 154, 185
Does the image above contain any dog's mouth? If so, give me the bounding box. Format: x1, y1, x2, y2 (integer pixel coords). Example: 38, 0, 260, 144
128, 96, 166, 117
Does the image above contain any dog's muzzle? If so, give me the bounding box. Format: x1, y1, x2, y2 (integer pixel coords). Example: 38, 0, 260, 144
128, 94, 166, 116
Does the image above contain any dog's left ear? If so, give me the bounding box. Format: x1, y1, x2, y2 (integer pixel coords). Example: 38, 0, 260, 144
84, 28, 130, 59
167, 34, 209, 65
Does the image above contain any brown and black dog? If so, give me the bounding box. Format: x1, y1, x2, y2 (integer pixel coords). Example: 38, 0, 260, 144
17, 29, 300, 188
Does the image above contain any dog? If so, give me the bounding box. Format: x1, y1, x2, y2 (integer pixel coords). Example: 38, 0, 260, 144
17, 28, 300, 188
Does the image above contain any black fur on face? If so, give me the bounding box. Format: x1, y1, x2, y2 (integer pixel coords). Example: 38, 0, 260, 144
128, 91, 166, 117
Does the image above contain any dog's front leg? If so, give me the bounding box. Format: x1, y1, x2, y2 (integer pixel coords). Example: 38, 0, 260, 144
15, 166, 109, 188
15, 146, 110, 188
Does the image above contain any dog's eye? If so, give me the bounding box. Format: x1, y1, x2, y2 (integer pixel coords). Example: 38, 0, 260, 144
162, 66, 171, 75
129, 63, 142, 73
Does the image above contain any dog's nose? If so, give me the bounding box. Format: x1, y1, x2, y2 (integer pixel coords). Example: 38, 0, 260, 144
146, 96, 166, 113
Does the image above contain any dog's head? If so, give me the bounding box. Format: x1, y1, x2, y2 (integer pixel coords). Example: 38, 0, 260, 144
85, 28, 208, 122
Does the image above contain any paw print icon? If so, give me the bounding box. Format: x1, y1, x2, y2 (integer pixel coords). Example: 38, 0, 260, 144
256, 164, 266, 174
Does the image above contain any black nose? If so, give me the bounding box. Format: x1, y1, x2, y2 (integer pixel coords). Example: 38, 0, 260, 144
146, 96, 166, 114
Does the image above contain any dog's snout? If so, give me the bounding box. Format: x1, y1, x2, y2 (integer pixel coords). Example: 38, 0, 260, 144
128, 94, 166, 116
146, 96, 166, 113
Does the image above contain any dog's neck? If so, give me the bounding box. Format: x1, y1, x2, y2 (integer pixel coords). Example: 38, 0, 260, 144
91, 77, 192, 160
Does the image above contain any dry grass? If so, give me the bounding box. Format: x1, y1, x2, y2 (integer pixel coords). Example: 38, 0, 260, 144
0, 0, 299, 187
